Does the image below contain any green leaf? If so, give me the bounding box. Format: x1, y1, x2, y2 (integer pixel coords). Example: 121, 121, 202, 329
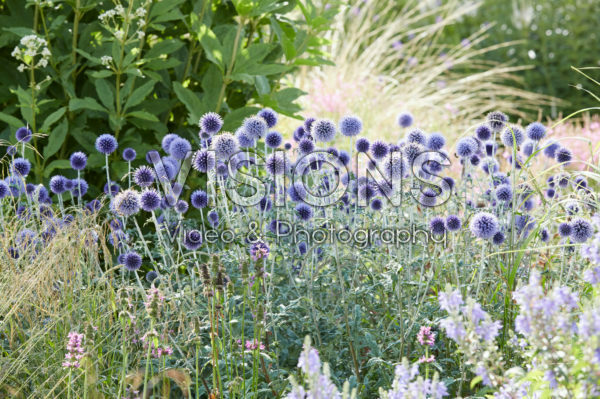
255, 76, 270, 95
90, 70, 113, 78
40, 106, 67, 132
145, 39, 185, 59
0, 111, 24, 129
43, 160, 71, 178
173, 82, 205, 124
69, 97, 107, 113
127, 111, 159, 122
223, 106, 260, 131
95, 79, 115, 111
201, 65, 224, 111
43, 119, 68, 158
244, 63, 290, 75
124, 80, 156, 111
197, 24, 224, 71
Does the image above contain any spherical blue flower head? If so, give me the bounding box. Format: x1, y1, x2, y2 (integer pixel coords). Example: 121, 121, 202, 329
543, 140, 559, 158
555, 147, 572, 165
426, 132, 446, 151
25, 183, 36, 198
288, 182, 307, 202
311, 119, 337, 142
522, 140, 536, 157
495, 184, 512, 202
338, 150, 350, 166
295, 203, 313, 220
402, 143, 424, 165
475, 124, 492, 141
298, 138, 315, 155
145, 150, 160, 164
243, 116, 268, 140
199, 112, 223, 135
70, 152, 87, 170
303, 117, 316, 133
6, 146, 17, 156
5, 176, 24, 196
419, 187, 439, 208
95, 133, 118, 155
557, 174, 569, 188
546, 188, 556, 198
445, 215, 462, 231
16, 126, 33, 142
546, 175, 555, 188
456, 137, 477, 158
145, 270, 159, 283
429, 216, 446, 236
133, 166, 155, 188
212, 132, 239, 160
122, 147, 137, 162
49, 175, 68, 194
539, 228, 550, 242
192, 150, 216, 173
140, 189, 161, 212
501, 126, 524, 147
168, 137, 192, 160
339, 115, 362, 137
570, 218, 593, 243
397, 112, 414, 128
283, 142, 292, 151
266, 153, 286, 175
258, 108, 278, 128
406, 129, 426, 146
71, 178, 88, 197
565, 201, 579, 215
183, 230, 203, 250
190, 189, 208, 209
481, 158, 499, 175
298, 241, 308, 255
215, 162, 229, 178
172, 199, 187, 214
442, 176, 455, 192
160, 194, 176, 209
293, 126, 306, 142
485, 143, 497, 157
208, 210, 219, 227
558, 222, 572, 237
367, 159, 378, 171
382, 152, 407, 181
63, 179, 75, 191
265, 131, 283, 149
521, 197, 534, 211
326, 147, 340, 158
11, 157, 31, 177
469, 212, 499, 239
113, 189, 140, 216
358, 183, 377, 201
355, 137, 370, 153
492, 231, 506, 245
158, 157, 179, 180
123, 251, 142, 271
257, 196, 272, 212
371, 140, 389, 160
389, 144, 401, 152
470, 155, 480, 166
86, 199, 101, 213
236, 128, 255, 148
526, 122, 546, 141
160, 134, 178, 153
366, 198, 382, 211
486, 111, 508, 132
573, 176, 587, 190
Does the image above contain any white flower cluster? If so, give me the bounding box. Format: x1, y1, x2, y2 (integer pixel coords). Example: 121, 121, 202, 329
11, 34, 51, 72
98, 3, 149, 42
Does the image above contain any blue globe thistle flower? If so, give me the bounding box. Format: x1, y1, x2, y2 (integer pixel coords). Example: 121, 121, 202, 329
406, 129, 426, 145
298, 241, 307, 255
49, 175, 68, 194
243, 116, 268, 139
382, 152, 407, 181
546, 188, 556, 198
140, 189, 161, 211
265, 131, 283, 148
145, 270, 159, 283
266, 153, 286, 175
258, 108, 278, 128
213, 133, 239, 160
16, 126, 33, 142
486, 111, 508, 132
8, 246, 19, 259
397, 112, 414, 128
557, 174, 569, 188
555, 147, 572, 165
558, 222, 572, 237
158, 157, 178, 181
456, 137, 477, 158
339, 115, 363, 137
492, 231, 506, 245
25, 183, 36, 197
501, 126, 524, 147
284, 142, 292, 150
495, 184, 512, 202
258, 196, 272, 212
546, 175, 555, 188
293, 126, 306, 142
311, 119, 337, 142
389, 144, 401, 152
208, 210, 219, 227
521, 197, 534, 211
249, 240, 270, 261
403, 143, 424, 164
445, 215, 462, 232
216, 162, 229, 178
6, 146, 17, 156
485, 142, 497, 156
236, 128, 255, 148
371, 140, 389, 160
526, 122, 546, 141
522, 140, 536, 157
133, 166, 155, 187
469, 212, 499, 239
358, 183, 377, 201
113, 189, 141, 216
288, 182, 307, 202
192, 150, 216, 173
570, 218, 593, 243
298, 138, 315, 155
169, 137, 192, 160
175, 199, 189, 214
122, 147, 137, 162
565, 201, 580, 215
481, 158, 499, 175
429, 216, 446, 236
86, 199, 101, 213
543, 140, 560, 158
419, 187, 438, 208
426, 132, 446, 150
475, 125, 492, 141
470, 155, 480, 166
295, 203, 313, 221
191, 190, 208, 209
11, 157, 31, 176
338, 150, 351, 166
367, 159, 378, 170
355, 137, 370, 153
304, 117, 316, 133
326, 147, 339, 158
183, 230, 203, 250
442, 177, 455, 191
573, 176, 587, 191
199, 112, 223, 135
95, 133, 118, 155
539, 228, 550, 242
370, 198, 383, 211
71, 178, 88, 197
145, 150, 160, 164
123, 251, 142, 271
70, 152, 87, 170
161, 134, 179, 153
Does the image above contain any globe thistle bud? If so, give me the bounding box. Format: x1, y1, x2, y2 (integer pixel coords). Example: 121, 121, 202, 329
475, 124, 492, 141
525, 122, 546, 141
445, 215, 462, 232
133, 166, 155, 187
355, 137, 370, 153
70, 152, 87, 170
339, 115, 362, 137
199, 112, 223, 135
501, 126, 524, 147
161, 133, 179, 153
192, 150, 216, 173
295, 203, 314, 221
486, 111, 508, 132
49, 175, 68, 194
183, 230, 203, 250
555, 147, 572, 165
122, 147, 137, 162
140, 189, 161, 212
123, 251, 142, 271
429, 216, 446, 236
371, 140, 389, 160
397, 112, 414, 128
311, 119, 337, 142
426, 133, 446, 151
570, 218, 592, 243
258, 108, 278, 128
16, 126, 33, 142
113, 189, 141, 216
169, 137, 192, 160
455, 137, 477, 158
191, 190, 208, 209
243, 116, 268, 139
11, 157, 31, 176
265, 131, 283, 149
213, 132, 239, 160
95, 133, 118, 155
469, 212, 499, 239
